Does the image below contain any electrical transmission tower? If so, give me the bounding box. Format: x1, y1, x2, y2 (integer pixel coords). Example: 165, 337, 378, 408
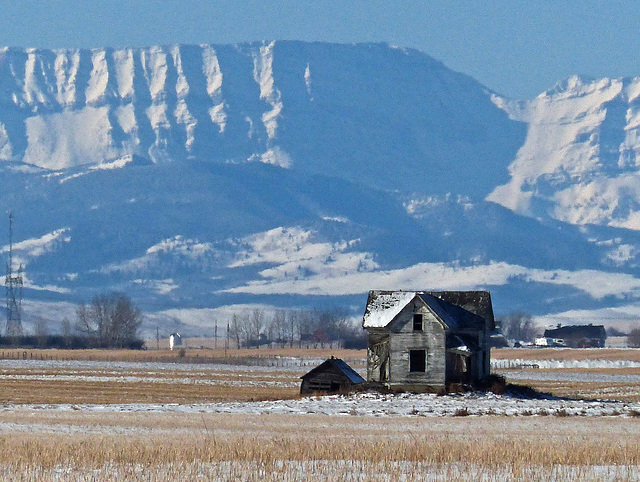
5, 212, 23, 337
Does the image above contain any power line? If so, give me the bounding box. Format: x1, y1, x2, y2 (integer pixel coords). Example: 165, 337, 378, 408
5, 211, 23, 337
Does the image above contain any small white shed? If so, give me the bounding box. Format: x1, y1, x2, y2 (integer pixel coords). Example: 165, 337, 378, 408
169, 333, 182, 350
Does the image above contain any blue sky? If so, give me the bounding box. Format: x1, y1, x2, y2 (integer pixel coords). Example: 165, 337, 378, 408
1, 1, 639, 99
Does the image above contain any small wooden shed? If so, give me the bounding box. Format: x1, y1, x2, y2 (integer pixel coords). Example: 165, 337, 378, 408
300, 357, 365, 395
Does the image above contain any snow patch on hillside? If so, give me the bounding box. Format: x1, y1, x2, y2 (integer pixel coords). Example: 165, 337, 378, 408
23, 107, 118, 169
86, 50, 109, 105
53, 49, 80, 106
0, 123, 11, 160
202, 45, 226, 133
171, 46, 197, 151
113, 48, 134, 99
228, 227, 377, 282
101, 236, 216, 274
253, 41, 282, 141
1, 228, 70, 266
226, 258, 640, 300
490, 76, 640, 230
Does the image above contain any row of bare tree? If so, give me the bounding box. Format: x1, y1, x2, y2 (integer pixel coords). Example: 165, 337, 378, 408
497, 312, 538, 343
227, 307, 365, 349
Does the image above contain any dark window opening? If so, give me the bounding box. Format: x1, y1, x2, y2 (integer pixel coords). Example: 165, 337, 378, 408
409, 349, 426, 372
413, 314, 423, 331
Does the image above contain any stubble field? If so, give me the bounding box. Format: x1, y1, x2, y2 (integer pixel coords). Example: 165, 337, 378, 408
0, 347, 639, 480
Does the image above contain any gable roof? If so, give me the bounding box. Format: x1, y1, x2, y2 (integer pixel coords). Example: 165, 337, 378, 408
362, 290, 493, 331
362, 291, 417, 328
300, 357, 365, 384
418, 293, 485, 331
544, 324, 606, 340
426, 291, 495, 331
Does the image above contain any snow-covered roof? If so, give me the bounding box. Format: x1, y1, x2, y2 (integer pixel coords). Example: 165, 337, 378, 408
362, 291, 417, 328
362, 290, 491, 331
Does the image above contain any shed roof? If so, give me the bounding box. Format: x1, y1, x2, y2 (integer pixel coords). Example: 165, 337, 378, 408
301, 357, 365, 385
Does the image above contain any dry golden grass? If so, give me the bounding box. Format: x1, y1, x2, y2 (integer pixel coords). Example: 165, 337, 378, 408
0, 348, 639, 478
0, 413, 638, 480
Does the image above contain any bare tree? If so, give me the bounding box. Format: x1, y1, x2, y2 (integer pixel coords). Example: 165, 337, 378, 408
75, 292, 143, 348
251, 309, 265, 348
229, 313, 243, 349
34, 317, 48, 348
628, 327, 640, 348
61, 317, 72, 348
287, 310, 299, 348
271, 309, 287, 347
297, 309, 319, 348
500, 312, 538, 343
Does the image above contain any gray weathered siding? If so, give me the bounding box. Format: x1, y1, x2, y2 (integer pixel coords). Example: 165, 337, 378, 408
386, 299, 446, 390
364, 293, 492, 391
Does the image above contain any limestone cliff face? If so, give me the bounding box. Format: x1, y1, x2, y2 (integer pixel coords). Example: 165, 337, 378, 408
0, 41, 523, 197
490, 75, 640, 230
1, 41, 640, 333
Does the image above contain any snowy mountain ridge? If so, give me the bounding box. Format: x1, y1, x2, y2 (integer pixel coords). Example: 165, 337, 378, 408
490, 74, 640, 230
2, 41, 640, 335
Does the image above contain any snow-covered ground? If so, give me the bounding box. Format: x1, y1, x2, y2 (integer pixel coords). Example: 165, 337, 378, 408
1, 391, 638, 421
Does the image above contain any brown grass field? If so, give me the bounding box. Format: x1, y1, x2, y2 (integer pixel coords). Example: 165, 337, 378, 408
0, 412, 639, 480
0, 346, 367, 364
0, 347, 638, 479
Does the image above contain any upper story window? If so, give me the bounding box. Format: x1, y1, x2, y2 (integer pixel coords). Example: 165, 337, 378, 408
413, 313, 423, 331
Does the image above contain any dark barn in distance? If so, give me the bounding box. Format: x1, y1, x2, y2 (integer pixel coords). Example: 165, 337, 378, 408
543, 324, 607, 348
300, 357, 365, 395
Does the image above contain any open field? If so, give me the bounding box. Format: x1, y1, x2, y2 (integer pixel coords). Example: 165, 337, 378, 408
492, 348, 640, 402
0, 347, 639, 479
0, 412, 639, 480
493, 347, 640, 362
0, 346, 367, 364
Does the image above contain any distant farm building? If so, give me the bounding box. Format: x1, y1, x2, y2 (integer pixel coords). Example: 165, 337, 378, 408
169, 333, 182, 350
300, 357, 365, 395
543, 324, 606, 348
362, 290, 494, 392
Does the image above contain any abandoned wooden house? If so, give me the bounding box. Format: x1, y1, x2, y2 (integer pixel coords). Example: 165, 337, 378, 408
543, 324, 606, 348
362, 290, 495, 391
300, 357, 365, 395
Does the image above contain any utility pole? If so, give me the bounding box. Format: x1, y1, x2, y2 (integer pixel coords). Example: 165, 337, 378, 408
225, 321, 229, 358
5, 212, 23, 338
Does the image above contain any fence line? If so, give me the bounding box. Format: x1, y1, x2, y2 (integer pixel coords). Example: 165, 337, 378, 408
0, 351, 366, 368
491, 360, 540, 370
